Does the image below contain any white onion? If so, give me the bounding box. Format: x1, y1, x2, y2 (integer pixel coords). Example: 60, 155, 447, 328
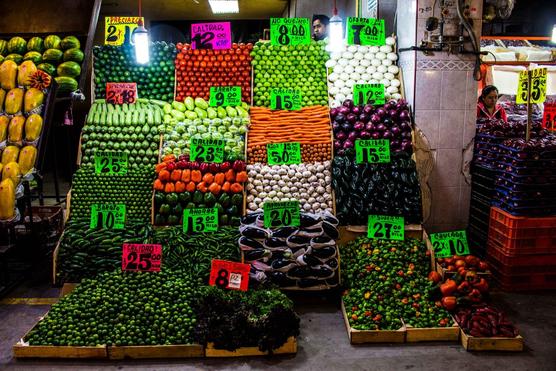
346, 93, 353, 100
386, 36, 396, 46
328, 72, 338, 82
372, 72, 384, 80
345, 79, 356, 88
380, 78, 391, 87
335, 79, 345, 88
344, 65, 355, 74
333, 65, 344, 74
359, 46, 369, 53
340, 86, 351, 95
340, 72, 350, 81
377, 65, 388, 73
379, 45, 392, 53
331, 52, 342, 60
336, 93, 346, 102
357, 79, 367, 85
387, 65, 400, 74
370, 79, 379, 84
369, 46, 380, 53
343, 51, 354, 60
371, 59, 382, 67
350, 72, 361, 81
390, 79, 401, 87
347, 45, 358, 53
375, 52, 387, 60
338, 58, 349, 66
382, 59, 393, 66
366, 66, 377, 74
329, 86, 340, 95
330, 100, 341, 108
349, 58, 359, 66
361, 73, 371, 81
355, 65, 366, 74
360, 59, 371, 67
354, 52, 364, 60
392, 93, 402, 100
365, 53, 375, 60
325, 59, 336, 68
387, 85, 399, 94
385, 92, 392, 99
387, 52, 398, 61
383, 72, 395, 80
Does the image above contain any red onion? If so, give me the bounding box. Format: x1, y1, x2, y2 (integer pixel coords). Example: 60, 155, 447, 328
398, 110, 410, 122
353, 121, 365, 131
371, 114, 382, 124
386, 100, 397, 110
348, 131, 359, 141
335, 113, 346, 123
371, 132, 380, 139
341, 122, 352, 132
363, 104, 374, 114
343, 139, 354, 149
330, 108, 339, 118
391, 125, 401, 137
336, 131, 347, 141
347, 113, 357, 123
360, 131, 372, 139
376, 123, 386, 132
343, 99, 354, 109
332, 121, 341, 132
401, 131, 412, 139
352, 105, 362, 115
334, 140, 343, 150
388, 109, 399, 120
391, 139, 401, 149
358, 113, 369, 122
338, 106, 350, 116
382, 131, 393, 139
400, 122, 411, 131
365, 122, 375, 132
376, 108, 386, 118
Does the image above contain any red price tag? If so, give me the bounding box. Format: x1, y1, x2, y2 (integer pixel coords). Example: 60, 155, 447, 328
122, 244, 162, 272
543, 103, 556, 131
209, 259, 250, 291
106, 82, 137, 105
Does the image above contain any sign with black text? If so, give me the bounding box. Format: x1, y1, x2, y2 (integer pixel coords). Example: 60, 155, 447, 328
353, 83, 385, 106
355, 139, 390, 163
122, 244, 162, 272
270, 88, 302, 110
190, 138, 225, 163
263, 201, 300, 228
430, 230, 470, 258
270, 18, 311, 46
183, 207, 218, 233
267, 142, 301, 165
106, 82, 137, 105
346, 17, 386, 46
94, 151, 128, 175
90, 203, 125, 230
542, 102, 556, 131
367, 215, 404, 240
209, 86, 241, 107
105, 17, 143, 46
191, 22, 231, 50
209, 259, 250, 291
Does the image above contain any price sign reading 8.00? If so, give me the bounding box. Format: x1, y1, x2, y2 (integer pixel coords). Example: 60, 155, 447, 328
122, 244, 162, 272
209, 86, 241, 107
267, 142, 301, 165
430, 230, 470, 258
270, 88, 302, 110
263, 201, 300, 228
183, 207, 218, 233
353, 83, 385, 106
367, 215, 404, 240
355, 139, 390, 164
270, 18, 311, 46
90, 203, 125, 230
106, 82, 137, 105
209, 259, 251, 291
94, 151, 128, 175
347, 17, 386, 46
190, 138, 225, 163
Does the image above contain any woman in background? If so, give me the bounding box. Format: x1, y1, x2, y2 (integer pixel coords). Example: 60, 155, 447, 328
477, 85, 508, 122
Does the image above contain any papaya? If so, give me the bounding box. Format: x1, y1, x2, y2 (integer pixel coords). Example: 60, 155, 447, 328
24, 88, 44, 113
0, 115, 8, 141
8, 115, 25, 143
0, 88, 5, 110
24, 114, 43, 142
18, 60, 37, 86
4, 88, 23, 114
18, 145, 37, 174
2, 161, 20, 184
0, 60, 18, 90
1, 145, 19, 164
0, 178, 16, 220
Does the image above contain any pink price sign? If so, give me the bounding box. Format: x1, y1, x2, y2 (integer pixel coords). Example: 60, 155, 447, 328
122, 244, 162, 272
191, 22, 231, 50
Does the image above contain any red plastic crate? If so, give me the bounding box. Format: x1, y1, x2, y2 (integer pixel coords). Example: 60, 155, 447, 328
487, 225, 556, 255
490, 206, 556, 229
490, 264, 556, 291
487, 242, 556, 275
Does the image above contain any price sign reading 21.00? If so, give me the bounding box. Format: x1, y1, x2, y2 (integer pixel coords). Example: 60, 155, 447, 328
190, 138, 225, 163
270, 18, 311, 46
264, 201, 300, 228
90, 204, 125, 230
122, 244, 162, 272
355, 139, 390, 164
367, 215, 404, 240
183, 207, 218, 233
430, 230, 470, 258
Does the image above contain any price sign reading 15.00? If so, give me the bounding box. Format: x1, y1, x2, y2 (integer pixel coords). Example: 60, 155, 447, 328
267, 142, 301, 165
264, 201, 300, 228
209, 86, 241, 107
270, 18, 311, 46
353, 83, 385, 106
347, 17, 386, 46
367, 215, 404, 240
106, 82, 137, 105
94, 151, 128, 175
430, 230, 470, 258
122, 244, 162, 272
190, 138, 225, 163
355, 139, 390, 164
183, 207, 218, 233
270, 88, 302, 110
90, 203, 125, 230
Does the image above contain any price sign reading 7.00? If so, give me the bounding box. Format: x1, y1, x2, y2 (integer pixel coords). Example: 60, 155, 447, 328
430, 230, 470, 258
347, 17, 386, 46
264, 201, 300, 228
270, 18, 311, 46
367, 215, 404, 240
183, 207, 218, 233
190, 138, 225, 163
122, 244, 162, 272
353, 83, 385, 106
94, 151, 128, 175
90, 203, 125, 230
209, 86, 241, 107
267, 142, 301, 165
355, 139, 390, 164
270, 88, 302, 110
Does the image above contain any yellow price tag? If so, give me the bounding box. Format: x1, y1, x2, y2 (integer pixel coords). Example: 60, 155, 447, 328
105, 16, 143, 46
516, 68, 547, 104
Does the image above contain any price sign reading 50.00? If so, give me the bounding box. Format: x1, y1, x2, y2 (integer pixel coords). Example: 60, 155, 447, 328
267, 142, 301, 165
430, 230, 470, 258
264, 201, 300, 228
367, 215, 404, 240
270, 18, 311, 46
183, 207, 218, 233
90, 203, 125, 230
122, 244, 162, 272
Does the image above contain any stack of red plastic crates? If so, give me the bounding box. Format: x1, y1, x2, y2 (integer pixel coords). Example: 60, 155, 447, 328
487, 207, 556, 291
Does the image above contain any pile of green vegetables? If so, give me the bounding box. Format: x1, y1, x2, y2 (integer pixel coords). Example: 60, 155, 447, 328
332, 152, 422, 225
69, 165, 153, 222
342, 238, 452, 330
251, 41, 329, 107
93, 41, 176, 101
81, 99, 163, 167
28, 269, 197, 346
194, 286, 300, 352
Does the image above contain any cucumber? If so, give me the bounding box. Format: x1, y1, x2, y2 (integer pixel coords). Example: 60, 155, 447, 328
132, 111, 139, 126
125, 111, 132, 125
100, 111, 107, 126
107, 104, 115, 113
107, 111, 113, 126
113, 111, 120, 126
94, 99, 105, 104
147, 110, 154, 125
136, 98, 149, 104
122, 103, 128, 112
119, 111, 125, 124
149, 99, 167, 107
93, 111, 101, 124
139, 109, 146, 124
154, 109, 162, 124
86, 113, 94, 125
114, 104, 121, 113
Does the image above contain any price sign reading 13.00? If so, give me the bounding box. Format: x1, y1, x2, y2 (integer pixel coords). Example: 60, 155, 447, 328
267, 142, 301, 165
183, 207, 218, 233
430, 230, 470, 258
264, 201, 300, 228
355, 139, 390, 164
367, 215, 404, 240
90, 203, 125, 230
209, 86, 241, 107
270, 18, 311, 46
346, 17, 386, 46
94, 151, 128, 175
190, 138, 225, 163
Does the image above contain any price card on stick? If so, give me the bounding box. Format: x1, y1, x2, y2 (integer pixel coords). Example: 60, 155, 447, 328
106, 83, 137, 105
516, 68, 547, 104
430, 230, 470, 258
183, 207, 218, 233
346, 17, 386, 46
191, 22, 231, 50
264, 201, 300, 228
368, 215, 404, 240
543, 103, 556, 131
209, 259, 251, 291
122, 244, 162, 272
267, 142, 301, 165
105, 16, 144, 46
90, 204, 125, 229
355, 139, 390, 163
94, 151, 128, 175
270, 88, 302, 110
270, 18, 311, 46
209, 86, 241, 107
190, 138, 225, 163
353, 83, 385, 106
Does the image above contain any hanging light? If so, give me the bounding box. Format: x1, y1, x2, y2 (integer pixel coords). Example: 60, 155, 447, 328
552, 24, 556, 43
133, 0, 150, 64
327, 0, 344, 52
209, 0, 239, 14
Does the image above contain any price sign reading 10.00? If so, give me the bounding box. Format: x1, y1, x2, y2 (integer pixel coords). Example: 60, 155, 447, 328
190, 138, 225, 163
264, 201, 300, 228
90, 203, 126, 230
270, 18, 311, 46
183, 207, 218, 233
430, 230, 470, 258
367, 215, 404, 240
209, 86, 241, 107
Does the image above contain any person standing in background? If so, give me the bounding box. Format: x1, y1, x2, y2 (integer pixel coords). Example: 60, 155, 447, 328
477, 85, 508, 122
312, 15, 330, 41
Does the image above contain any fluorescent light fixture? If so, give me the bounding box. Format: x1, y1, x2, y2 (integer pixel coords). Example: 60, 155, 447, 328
552, 24, 556, 43
209, 0, 239, 14
327, 15, 344, 52
133, 24, 150, 64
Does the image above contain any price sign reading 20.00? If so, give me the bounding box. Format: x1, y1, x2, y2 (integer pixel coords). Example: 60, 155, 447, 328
122, 244, 162, 272
430, 230, 470, 258
183, 207, 218, 233
209, 86, 241, 107
90, 204, 125, 230
270, 18, 311, 46
106, 82, 137, 105
264, 201, 300, 228
190, 138, 225, 163
367, 215, 404, 240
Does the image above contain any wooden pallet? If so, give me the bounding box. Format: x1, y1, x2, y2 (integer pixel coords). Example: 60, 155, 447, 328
460, 329, 524, 351
205, 336, 297, 357
108, 344, 204, 359
13, 343, 108, 359
404, 320, 460, 342
341, 301, 406, 344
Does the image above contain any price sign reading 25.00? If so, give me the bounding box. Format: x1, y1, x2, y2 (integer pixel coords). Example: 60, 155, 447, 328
264, 201, 300, 228
183, 207, 218, 233
94, 151, 128, 175
190, 138, 225, 163
122, 244, 162, 272
270, 88, 302, 110
367, 215, 404, 240
209, 86, 241, 107
430, 230, 470, 258
90, 203, 125, 230
106, 82, 137, 105
209, 259, 251, 291
355, 139, 390, 164
353, 83, 385, 106
270, 18, 311, 46
347, 17, 386, 46
267, 142, 301, 165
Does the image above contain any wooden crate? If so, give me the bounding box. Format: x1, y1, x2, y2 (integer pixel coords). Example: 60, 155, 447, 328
341, 301, 406, 344
205, 336, 297, 357
13, 343, 108, 359
404, 319, 460, 343
460, 329, 524, 351
108, 344, 204, 359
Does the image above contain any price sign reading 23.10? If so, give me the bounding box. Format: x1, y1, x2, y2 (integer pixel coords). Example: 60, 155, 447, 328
122, 244, 162, 272
90, 204, 126, 230
183, 207, 218, 233
367, 215, 404, 240
190, 138, 225, 163
264, 201, 300, 228
430, 230, 470, 258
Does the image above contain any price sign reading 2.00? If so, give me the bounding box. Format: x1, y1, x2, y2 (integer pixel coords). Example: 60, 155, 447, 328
347, 17, 386, 46
430, 230, 470, 258
190, 138, 225, 163
209, 259, 251, 291
264, 201, 300, 228
367, 215, 404, 240
270, 18, 311, 46
94, 151, 128, 175
122, 244, 162, 272
191, 22, 231, 50
183, 207, 218, 233
267, 142, 301, 165
209, 86, 241, 107
353, 83, 385, 106
106, 82, 137, 105
355, 139, 390, 164
270, 88, 302, 110
90, 203, 125, 230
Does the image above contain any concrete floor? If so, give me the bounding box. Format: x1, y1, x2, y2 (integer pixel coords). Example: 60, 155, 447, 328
1, 282, 556, 370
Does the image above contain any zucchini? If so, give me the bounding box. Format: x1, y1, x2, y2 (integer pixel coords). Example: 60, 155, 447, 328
122, 103, 128, 112
119, 111, 125, 125
107, 104, 115, 113
113, 111, 120, 126
125, 111, 132, 125
93, 111, 100, 124
149, 99, 167, 107
147, 110, 154, 125
154, 109, 162, 124
99, 111, 106, 126
139, 109, 146, 124
86, 113, 94, 125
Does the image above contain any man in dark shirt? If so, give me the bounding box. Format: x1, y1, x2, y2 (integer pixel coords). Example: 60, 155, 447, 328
312, 14, 330, 41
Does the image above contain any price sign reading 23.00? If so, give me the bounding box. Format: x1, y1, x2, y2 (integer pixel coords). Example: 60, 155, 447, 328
190, 138, 225, 163
183, 207, 218, 233
264, 201, 300, 228
430, 230, 470, 258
